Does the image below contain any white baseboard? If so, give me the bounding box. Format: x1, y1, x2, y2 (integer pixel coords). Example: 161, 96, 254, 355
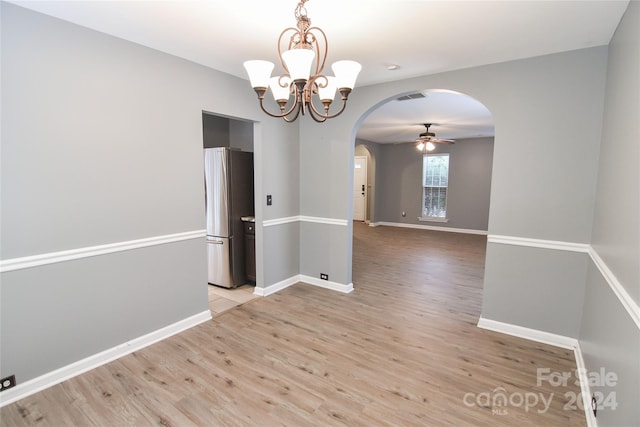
477, 317, 597, 426
574, 342, 598, 427
299, 275, 354, 293
254, 275, 354, 297
253, 276, 300, 297
477, 317, 577, 349
0, 310, 212, 407
371, 221, 487, 235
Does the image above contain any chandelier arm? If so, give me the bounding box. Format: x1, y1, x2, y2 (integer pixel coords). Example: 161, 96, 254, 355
278, 27, 300, 71
319, 98, 349, 120
306, 94, 330, 120
283, 103, 303, 122
257, 86, 305, 121
307, 27, 328, 76
282, 109, 300, 123
258, 98, 290, 119
306, 104, 329, 123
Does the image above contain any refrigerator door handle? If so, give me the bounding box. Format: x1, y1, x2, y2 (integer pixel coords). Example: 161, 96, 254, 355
209, 240, 224, 245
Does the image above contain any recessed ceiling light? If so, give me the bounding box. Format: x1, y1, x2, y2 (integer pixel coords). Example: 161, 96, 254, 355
386, 64, 400, 71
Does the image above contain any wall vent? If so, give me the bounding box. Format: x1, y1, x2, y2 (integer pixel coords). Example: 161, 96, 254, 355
397, 93, 426, 101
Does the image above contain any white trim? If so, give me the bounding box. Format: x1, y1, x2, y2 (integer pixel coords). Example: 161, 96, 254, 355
253, 275, 354, 297
487, 234, 589, 253
485, 234, 639, 331
299, 216, 349, 226
299, 275, 354, 293
372, 221, 487, 235
588, 247, 640, 331
0, 230, 206, 273
262, 216, 348, 228
477, 317, 597, 426
574, 342, 598, 427
262, 216, 300, 227
477, 317, 577, 349
253, 276, 300, 297
0, 310, 212, 407
418, 217, 449, 223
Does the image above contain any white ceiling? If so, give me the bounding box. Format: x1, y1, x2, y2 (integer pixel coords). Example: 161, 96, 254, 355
10, 0, 629, 143
357, 90, 495, 143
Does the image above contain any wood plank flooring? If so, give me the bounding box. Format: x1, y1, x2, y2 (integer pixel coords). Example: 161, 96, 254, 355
1, 223, 585, 426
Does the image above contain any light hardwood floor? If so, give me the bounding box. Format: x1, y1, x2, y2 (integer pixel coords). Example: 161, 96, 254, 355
1, 223, 585, 426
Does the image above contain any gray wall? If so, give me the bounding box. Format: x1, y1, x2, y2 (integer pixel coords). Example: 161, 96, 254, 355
258, 119, 300, 286
580, 2, 640, 425
3, 4, 637, 421
375, 137, 493, 231
202, 113, 253, 152
202, 113, 230, 148
298, 46, 607, 288
0, 3, 299, 384
589, 1, 639, 307
229, 119, 254, 152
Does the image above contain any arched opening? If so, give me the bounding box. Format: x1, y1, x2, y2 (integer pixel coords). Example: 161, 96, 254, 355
354, 89, 494, 229
350, 89, 494, 309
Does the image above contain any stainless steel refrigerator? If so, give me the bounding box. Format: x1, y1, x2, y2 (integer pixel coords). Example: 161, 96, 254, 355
204, 147, 254, 288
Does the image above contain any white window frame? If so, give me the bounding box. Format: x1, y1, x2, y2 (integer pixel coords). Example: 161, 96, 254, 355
419, 153, 450, 223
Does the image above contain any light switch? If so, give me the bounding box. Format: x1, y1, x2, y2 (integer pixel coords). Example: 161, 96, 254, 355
267, 195, 272, 206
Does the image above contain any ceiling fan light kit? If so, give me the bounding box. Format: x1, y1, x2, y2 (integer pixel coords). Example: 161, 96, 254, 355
415, 123, 455, 153
243, 0, 361, 123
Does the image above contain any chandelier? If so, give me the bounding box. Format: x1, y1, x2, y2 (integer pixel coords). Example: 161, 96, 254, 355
243, 0, 361, 123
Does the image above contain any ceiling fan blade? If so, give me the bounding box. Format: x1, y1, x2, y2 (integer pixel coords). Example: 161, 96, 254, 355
433, 138, 455, 144
392, 140, 419, 145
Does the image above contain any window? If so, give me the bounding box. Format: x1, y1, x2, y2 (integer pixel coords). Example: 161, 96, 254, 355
422, 153, 449, 219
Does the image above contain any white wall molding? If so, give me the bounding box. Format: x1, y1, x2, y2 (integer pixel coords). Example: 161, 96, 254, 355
487, 234, 590, 253
263, 216, 348, 228
254, 275, 354, 297
299, 216, 349, 226
0, 310, 211, 407
477, 317, 596, 426
485, 234, 639, 331
477, 317, 578, 349
372, 221, 487, 235
0, 230, 206, 273
262, 216, 300, 227
588, 248, 640, 331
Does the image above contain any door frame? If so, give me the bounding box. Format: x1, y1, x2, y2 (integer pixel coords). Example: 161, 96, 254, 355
353, 155, 368, 222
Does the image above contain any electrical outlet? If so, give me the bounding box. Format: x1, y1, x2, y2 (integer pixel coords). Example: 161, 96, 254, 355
320, 273, 328, 280
0, 375, 16, 392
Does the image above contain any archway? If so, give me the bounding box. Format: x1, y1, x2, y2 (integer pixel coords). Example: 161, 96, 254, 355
353, 89, 494, 230
350, 89, 495, 290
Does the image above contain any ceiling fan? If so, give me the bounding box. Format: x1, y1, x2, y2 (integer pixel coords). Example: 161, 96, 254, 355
414, 123, 455, 152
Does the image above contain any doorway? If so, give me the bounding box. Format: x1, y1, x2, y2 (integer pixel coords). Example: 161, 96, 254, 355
350, 89, 494, 293
353, 156, 367, 222
202, 112, 259, 315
